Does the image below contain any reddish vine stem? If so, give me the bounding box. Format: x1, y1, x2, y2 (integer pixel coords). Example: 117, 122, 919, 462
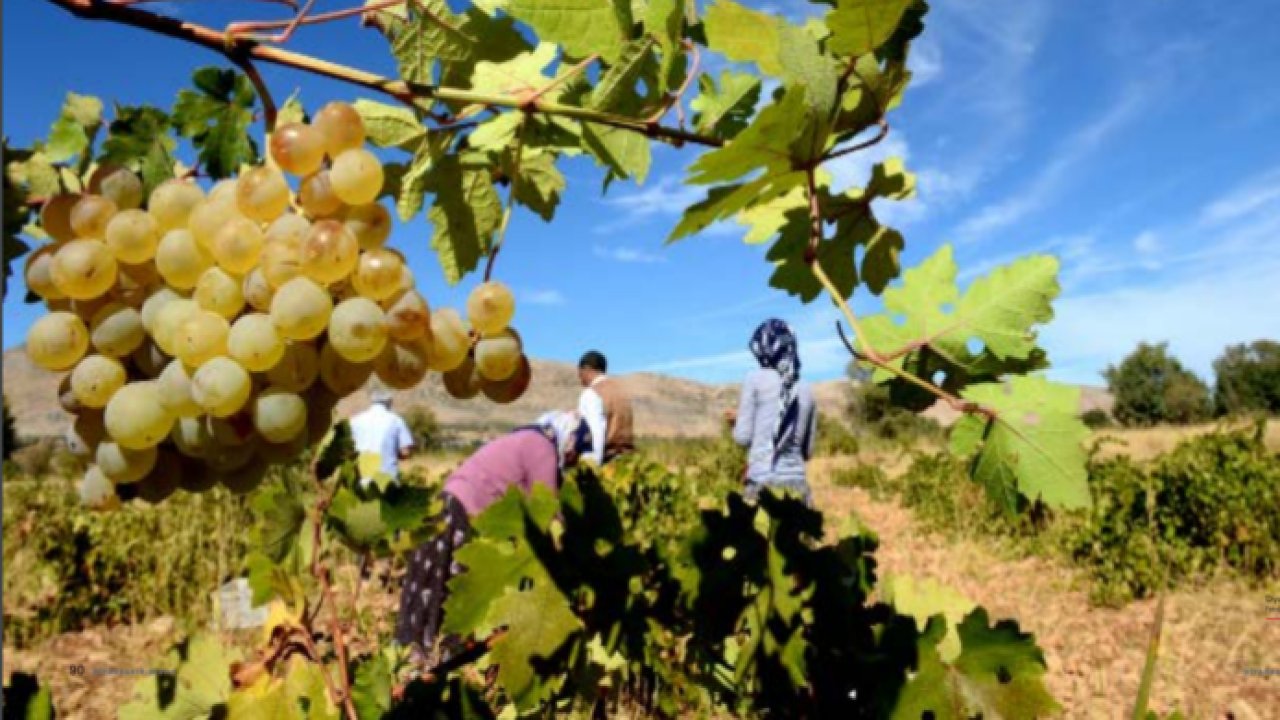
226, 0, 315, 45
44, 0, 723, 150
231, 54, 278, 133
224, 0, 412, 43
646, 39, 701, 126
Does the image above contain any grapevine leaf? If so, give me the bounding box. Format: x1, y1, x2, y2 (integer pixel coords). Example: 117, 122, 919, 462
276, 90, 307, 125
6, 152, 62, 198
861, 226, 904, 295
314, 421, 355, 481
45, 92, 104, 163
328, 487, 389, 548
470, 43, 559, 98
488, 582, 583, 710
99, 106, 177, 194
704, 0, 783, 76
889, 616, 953, 719
768, 217, 858, 302
948, 254, 1059, 360
878, 243, 958, 340
225, 676, 293, 720
507, 0, 628, 63
826, 0, 913, 57
776, 20, 840, 114
880, 574, 975, 663
1, 673, 53, 720
950, 376, 1091, 512
736, 184, 807, 245
513, 149, 565, 221
171, 67, 258, 178
690, 71, 762, 140
687, 85, 819, 185
468, 113, 523, 152
391, 0, 471, 84
353, 99, 427, 149
62, 91, 104, 128
351, 652, 394, 720
396, 135, 447, 222
119, 635, 240, 720
281, 656, 339, 720
442, 485, 561, 636
425, 156, 503, 283
46, 119, 90, 164
588, 38, 655, 111
644, 0, 685, 94
952, 608, 1059, 716
251, 482, 306, 563
582, 122, 651, 182
668, 172, 802, 242
868, 156, 916, 199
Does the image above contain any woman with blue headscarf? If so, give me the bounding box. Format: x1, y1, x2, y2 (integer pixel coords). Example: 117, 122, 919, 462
728, 319, 818, 505
395, 410, 592, 665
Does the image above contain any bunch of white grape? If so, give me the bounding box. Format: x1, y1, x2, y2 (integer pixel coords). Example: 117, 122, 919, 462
24, 101, 532, 510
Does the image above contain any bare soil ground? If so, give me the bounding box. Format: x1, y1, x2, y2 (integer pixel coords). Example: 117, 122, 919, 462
6, 425, 1280, 718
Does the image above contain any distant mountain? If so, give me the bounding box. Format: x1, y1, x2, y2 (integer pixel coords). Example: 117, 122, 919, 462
2, 347, 1112, 441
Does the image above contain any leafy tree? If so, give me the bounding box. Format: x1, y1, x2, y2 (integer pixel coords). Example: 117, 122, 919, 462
403, 406, 440, 453
1104, 342, 1211, 426
1213, 340, 1280, 416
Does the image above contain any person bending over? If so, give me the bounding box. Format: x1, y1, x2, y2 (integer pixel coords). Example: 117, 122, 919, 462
394, 410, 592, 664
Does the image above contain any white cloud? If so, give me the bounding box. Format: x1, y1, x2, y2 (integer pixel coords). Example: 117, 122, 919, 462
1132, 230, 1161, 269
1199, 169, 1280, 226
592, 245, 667, 264
1042, 256, 1280, 386
954, 89, 1149, 243
603, 174, 703, 220
908, 36, 944, 87
522, 289, 565, 306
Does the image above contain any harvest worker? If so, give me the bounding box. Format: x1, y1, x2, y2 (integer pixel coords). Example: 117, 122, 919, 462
576, 350, 635, 464
394, 410, 593, 665
349, 387, 414, 487
727, 319, 818, 506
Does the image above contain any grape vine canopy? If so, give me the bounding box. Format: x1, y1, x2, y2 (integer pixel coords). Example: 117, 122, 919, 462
1, 0, 1088, 717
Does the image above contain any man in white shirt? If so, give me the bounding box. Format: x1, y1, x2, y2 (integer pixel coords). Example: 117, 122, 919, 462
576, 350, 634, 465
349, 388, 415, 486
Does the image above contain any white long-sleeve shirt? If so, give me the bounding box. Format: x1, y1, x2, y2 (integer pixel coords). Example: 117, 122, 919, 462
577, 376, 609, 465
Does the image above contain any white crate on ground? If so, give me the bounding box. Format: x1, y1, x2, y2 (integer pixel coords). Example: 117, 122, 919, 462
211, 577, 268, 630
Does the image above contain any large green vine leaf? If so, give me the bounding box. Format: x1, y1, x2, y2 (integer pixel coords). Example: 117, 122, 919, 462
827, 0, 915, 57
99, 106, 177, 194
507, 0, 630, 63
488, 582, 584, 710
690, 71, 762, 140
45, 91, 103, 163
950, 375, 1091, 512
171, 67, 259, 178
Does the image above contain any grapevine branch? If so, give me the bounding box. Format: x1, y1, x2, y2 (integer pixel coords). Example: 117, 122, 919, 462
807, 168, 996, 421
46, 0, 724, 149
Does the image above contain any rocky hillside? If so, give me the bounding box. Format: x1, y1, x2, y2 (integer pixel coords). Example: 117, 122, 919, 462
2, 347, 1111, 441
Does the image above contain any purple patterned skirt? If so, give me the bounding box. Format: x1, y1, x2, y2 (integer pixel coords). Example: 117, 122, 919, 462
394, 492, 471, 660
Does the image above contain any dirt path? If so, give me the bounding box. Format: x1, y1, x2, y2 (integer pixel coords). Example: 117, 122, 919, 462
808, 465, 1280, 719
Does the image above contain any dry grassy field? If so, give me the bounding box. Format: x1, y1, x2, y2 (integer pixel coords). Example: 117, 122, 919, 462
4, 423, 1280, 718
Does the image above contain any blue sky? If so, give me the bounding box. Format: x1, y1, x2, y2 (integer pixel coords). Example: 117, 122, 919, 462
5, 0, 1279, 387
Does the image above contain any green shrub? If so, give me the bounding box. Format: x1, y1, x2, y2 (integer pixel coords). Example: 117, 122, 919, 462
403, 406, 440, 452
816, 413, 859, 456
1214, 340, 1280, 416
1080, 408, 1112, 429
830, 463, 888, 493
1070, 424, 1280, 605
3, 396, 16, 462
